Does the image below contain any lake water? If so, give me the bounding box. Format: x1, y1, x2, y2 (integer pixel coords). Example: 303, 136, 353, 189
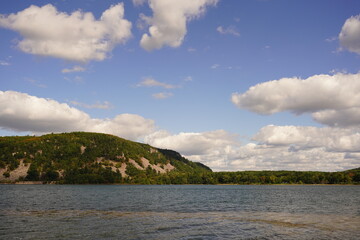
0, 185, 359, 239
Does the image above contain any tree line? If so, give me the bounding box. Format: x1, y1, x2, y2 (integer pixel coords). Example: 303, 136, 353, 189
23, 167, 360, 185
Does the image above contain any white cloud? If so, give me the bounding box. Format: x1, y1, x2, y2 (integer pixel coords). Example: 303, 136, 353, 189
0, 91, 154, 141
140, 0, 218, 51
211, 64, 220, 69
339, 15, 360, 55
228, 144, 356, 172
144, 127, 360, 171
90, 114, 155, 141
137, 77, 178, 89
0, 3, 132, 62
145, 129, 241, 169
233, 125, 360, 171
183, 76, 193, 81
69, 100, 112, 109
145, 130, 239, 156
216, 25, 240, 36
232, 72, 360, 127
62, 66, 86, 73
152, 92, 173, 99
312, 107, 360, 127
312, 108, 360, 127
325, 36, 337, 42
253, 125, 360, 152
0, 60, 10, 66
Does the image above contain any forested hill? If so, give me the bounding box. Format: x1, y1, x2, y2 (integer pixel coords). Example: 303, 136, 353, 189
0, 132, 211, 184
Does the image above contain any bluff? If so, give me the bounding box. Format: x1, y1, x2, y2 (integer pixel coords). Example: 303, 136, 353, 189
0, 132, 212, 184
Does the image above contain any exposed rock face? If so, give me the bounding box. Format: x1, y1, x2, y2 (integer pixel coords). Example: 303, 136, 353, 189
96, 157, 176, 178
141, 157, 174, 174
0, 160, 30, 182
119, 162, 127, 178
129, 159, 144, 170
163, 162, 175, 172
80, 146, 86, 154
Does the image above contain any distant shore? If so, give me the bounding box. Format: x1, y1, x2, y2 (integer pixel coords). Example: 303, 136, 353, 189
1, 181, 359, 185
0, 181, 55, 185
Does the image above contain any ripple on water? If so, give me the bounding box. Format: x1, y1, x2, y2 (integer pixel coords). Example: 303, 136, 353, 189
1, 209, 359, 239
1, 185, 359, 239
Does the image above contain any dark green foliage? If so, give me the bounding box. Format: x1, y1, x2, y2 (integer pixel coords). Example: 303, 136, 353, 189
25, 164, 39, 181
63, 166, 121, 184
213, 169, 360, 185
40, 169, 59, 182
125, 164, 143, 177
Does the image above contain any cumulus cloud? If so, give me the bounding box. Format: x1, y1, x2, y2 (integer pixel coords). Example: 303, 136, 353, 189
230, 142, 359, 172
145, 129, 241, 169
253, 125, 360, 153
140, 0, 218, 51
232, 72, 360, 127
137, 77, 178, 89
339, 15, 360, 55
216, 25, 240, 36
228, 143, 356, 172
145, 129, 238, 155
0, 91, 154, 140
229, 125, 360, 171
62, 66, 86, 73
144, 127, 360, 171
0, 3, 132, 62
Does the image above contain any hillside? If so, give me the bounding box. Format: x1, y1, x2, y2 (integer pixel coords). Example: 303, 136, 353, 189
0, 132, 212, 184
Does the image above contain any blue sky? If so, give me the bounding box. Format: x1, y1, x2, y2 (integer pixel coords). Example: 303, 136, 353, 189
1, 0, 360, 171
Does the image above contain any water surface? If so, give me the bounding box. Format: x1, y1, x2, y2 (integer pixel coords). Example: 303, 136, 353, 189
1, 185, 359, 239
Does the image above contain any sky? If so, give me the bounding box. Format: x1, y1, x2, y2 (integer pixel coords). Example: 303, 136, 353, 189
1, 0, 360, 172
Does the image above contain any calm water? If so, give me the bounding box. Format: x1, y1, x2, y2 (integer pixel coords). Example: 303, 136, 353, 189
0, 185, 359, 239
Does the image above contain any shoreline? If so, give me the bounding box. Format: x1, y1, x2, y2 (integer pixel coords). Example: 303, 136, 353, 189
1, 181, 359, 186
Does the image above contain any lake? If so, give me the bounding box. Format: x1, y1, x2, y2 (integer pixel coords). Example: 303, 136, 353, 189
0, 185, 359, 239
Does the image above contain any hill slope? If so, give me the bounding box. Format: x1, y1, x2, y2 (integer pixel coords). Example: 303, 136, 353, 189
0, 132, 212, 184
